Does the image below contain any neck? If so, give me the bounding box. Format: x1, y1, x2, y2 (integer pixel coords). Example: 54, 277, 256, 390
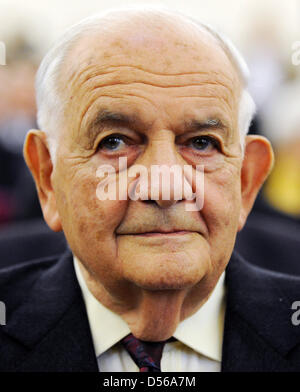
122, 290, 187, 341
76, 258, 195, 341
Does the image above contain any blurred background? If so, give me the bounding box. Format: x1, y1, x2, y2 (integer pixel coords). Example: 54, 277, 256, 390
0, 0, 299, 271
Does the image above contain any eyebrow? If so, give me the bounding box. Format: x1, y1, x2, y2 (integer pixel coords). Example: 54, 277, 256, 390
85, 109, 229, 144
86, 109, 151, 141
184, 118, 228, 133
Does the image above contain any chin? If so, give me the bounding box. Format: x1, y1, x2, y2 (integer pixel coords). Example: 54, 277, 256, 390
128, 274, 203, 291
118, 233, 210, 289
123, 259, 208, 292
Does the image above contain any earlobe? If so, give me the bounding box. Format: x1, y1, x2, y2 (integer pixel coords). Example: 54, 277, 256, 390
24, 130, 62, 232
238, 135, 274, 230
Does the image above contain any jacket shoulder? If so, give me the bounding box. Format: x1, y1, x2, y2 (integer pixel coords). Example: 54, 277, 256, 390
228, 251, 300, 303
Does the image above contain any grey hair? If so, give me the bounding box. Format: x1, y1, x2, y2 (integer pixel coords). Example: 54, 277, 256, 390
35, 6, 255, 162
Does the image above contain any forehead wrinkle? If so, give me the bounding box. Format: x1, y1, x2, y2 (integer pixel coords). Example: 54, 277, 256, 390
79, 81, 235, 111
77, 85, 235, 145
69, 61, 235, 82
177, 92, 238, 120
60, 32, 241, 110
67, 64, 237, 96
87, 64, 234, 79
73, 67, 237, 117
61, 30, 241, 145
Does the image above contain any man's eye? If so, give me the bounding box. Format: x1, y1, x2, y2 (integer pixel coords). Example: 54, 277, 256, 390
98, 135, 126, 151
188, 136, 219, 152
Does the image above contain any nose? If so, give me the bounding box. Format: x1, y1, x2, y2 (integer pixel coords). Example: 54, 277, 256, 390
135, 130, 187, 209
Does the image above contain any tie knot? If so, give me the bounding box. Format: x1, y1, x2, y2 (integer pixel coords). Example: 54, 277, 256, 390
121, 333, 169, 372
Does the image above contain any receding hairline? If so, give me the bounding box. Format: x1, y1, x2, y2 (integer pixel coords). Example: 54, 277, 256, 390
57, 9, 245, 91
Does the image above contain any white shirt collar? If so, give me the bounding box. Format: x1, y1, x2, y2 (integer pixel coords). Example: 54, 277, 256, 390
73, 256, 226, 362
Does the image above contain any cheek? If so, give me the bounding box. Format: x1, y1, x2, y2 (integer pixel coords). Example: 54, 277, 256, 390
54, 167, 128, 256
201, 167, 241, 250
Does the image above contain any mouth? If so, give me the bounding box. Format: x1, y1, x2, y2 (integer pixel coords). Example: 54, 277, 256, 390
118, 230, 195, 237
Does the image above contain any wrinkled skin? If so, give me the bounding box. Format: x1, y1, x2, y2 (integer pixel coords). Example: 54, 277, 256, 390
24, 12, 273, 341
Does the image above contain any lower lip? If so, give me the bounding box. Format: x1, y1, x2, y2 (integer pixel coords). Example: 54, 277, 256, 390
132, 231, 192, 237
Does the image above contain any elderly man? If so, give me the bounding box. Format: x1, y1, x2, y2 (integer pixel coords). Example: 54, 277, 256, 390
1, 8, 300, 372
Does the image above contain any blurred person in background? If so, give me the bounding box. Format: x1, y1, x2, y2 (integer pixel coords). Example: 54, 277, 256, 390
0, 36, 42, 225
246, 17, 286, 114
262, 79, 300, 220
231, 13, 300, 228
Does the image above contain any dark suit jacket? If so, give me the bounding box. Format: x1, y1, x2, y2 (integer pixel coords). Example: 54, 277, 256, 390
0, 250, 300, 372
235, 211, 300, 276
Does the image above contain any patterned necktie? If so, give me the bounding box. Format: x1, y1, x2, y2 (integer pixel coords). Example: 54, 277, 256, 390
121, 333, 167, 372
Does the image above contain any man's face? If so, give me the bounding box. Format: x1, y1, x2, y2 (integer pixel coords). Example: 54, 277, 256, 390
49, 19, 244, 336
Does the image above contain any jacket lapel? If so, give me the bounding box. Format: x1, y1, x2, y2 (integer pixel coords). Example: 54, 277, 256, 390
222, 252, 300, 372
2, 251, 98, 372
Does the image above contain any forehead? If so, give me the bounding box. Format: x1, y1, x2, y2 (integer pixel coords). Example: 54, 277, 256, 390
63, 16, 239, 80
58, 16, 242, 141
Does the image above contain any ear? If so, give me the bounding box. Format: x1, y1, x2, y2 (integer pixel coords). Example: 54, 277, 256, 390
238, 135, 274, 231
23, 130, 62, 232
